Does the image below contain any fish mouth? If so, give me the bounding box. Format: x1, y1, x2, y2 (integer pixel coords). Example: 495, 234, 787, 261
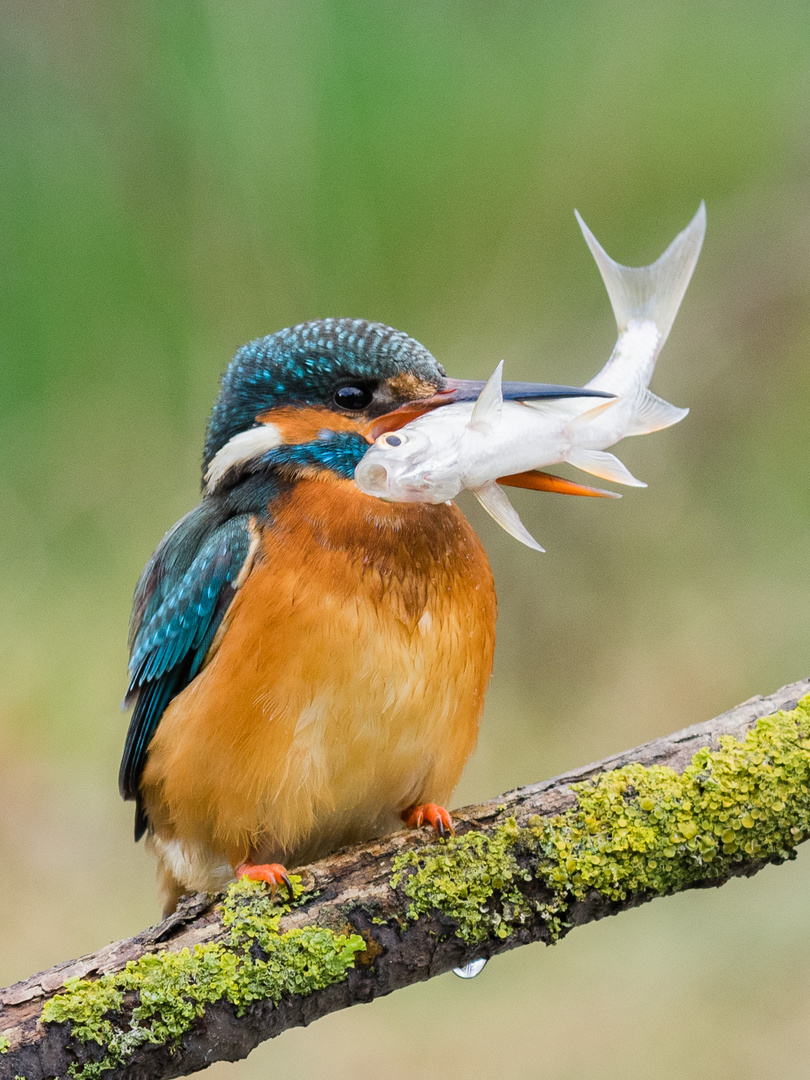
364, 378, 614, 441
353, 460, 390, 498
354, 457, 456, 504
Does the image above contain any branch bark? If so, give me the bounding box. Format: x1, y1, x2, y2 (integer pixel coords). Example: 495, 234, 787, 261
3, 677, 809, 1080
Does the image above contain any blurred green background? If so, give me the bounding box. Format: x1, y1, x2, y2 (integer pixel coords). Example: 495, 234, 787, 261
2, 2, 810, 1077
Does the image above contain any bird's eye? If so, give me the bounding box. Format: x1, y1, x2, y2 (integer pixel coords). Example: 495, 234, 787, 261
334, 384, 373, 410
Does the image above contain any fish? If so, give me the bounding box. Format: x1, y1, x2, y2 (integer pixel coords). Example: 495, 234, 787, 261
354, 203, 706, 550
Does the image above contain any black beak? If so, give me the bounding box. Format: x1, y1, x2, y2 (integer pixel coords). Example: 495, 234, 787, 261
365, 377, 613, 440
439, 377, 614, 403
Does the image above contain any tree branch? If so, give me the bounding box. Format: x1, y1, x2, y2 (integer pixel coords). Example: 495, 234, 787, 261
3, 677, 810, 1080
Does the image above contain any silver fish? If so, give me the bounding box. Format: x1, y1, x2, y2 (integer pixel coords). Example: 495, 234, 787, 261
354, 203, 706, 550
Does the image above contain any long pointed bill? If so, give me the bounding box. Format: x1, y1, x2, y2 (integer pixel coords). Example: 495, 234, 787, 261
443, 378, 614, 403
365, 379, 614, 440
498, 470, 621, 498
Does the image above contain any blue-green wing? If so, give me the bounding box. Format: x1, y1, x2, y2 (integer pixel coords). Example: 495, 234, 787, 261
120, 509, 254, 839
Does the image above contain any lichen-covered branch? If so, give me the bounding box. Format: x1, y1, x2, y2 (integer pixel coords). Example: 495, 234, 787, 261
3, 678, 810, 1080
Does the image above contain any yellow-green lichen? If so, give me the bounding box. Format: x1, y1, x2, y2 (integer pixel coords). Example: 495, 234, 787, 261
42, 878, 364, 1079
0, 1035, 10, 1052
391, 816, 566, 943
392, 697, 810, 945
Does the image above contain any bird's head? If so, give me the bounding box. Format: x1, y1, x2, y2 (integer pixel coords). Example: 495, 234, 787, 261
203, 317, 605, 495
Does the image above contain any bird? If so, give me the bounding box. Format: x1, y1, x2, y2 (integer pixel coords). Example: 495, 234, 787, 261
120, 317, 609, 914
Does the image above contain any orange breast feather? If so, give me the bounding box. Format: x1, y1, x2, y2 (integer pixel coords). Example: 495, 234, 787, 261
141, 479, 496, 880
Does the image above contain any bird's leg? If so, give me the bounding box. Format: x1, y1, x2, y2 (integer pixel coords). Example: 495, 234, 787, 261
402, 803, 455, 837
235, 859, 294, 901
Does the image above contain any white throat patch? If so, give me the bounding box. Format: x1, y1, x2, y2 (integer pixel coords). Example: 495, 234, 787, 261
205, 424, 284, 493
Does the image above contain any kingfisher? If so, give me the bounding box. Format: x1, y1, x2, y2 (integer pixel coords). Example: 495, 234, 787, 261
120, 318, 610, 914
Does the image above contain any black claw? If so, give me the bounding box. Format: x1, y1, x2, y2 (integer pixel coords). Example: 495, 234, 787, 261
280, 872, 294, 901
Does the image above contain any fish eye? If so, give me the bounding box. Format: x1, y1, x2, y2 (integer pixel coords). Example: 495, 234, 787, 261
333, 384, 374, 410
380, 433, 407, 448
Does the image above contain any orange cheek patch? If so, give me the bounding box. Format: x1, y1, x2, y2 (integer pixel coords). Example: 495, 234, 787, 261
256, 406, 367, 444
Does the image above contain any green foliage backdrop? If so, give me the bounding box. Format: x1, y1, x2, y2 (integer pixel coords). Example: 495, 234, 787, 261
2, 3, 809, 1077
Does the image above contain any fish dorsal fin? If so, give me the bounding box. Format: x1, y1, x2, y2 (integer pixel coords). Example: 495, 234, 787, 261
625, 390, 689, 437
470, 361, 504, 431
566, 448, 647, 488
472, 481, 545, 551
574, 202, 705, 347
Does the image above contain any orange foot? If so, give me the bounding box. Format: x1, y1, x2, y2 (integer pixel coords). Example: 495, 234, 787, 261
235, 860, 293, 901
402, 803, 455, 838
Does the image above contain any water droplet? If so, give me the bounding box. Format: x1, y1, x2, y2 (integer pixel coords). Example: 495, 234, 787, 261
453, 958, 488, 980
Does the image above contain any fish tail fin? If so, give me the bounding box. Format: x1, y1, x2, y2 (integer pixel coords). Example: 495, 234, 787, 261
574, 202, 706, 347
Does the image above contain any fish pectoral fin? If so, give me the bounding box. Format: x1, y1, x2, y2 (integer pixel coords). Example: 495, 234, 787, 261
624, 391, 689, 437
470, 360, 505, 431
566, 448, 647, 488
472, 481, 545, 551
